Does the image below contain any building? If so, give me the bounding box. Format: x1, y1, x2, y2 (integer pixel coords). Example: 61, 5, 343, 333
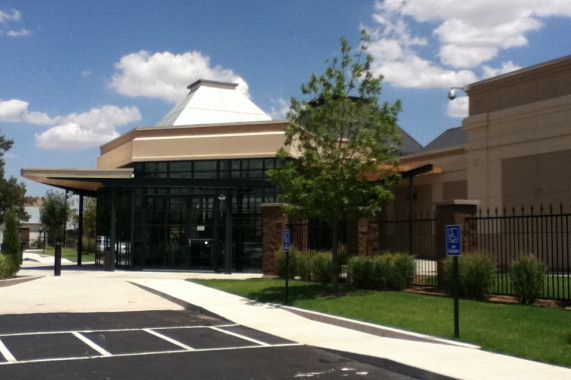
22, 55, 571, 271
388, 55, 571, 216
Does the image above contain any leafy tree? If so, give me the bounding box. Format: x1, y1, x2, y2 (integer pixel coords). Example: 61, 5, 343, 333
82, 197, 97, 252
268, 30, 402, 293
40, 190, 70, 247
0, 130, 28, 224
1, 206, 22, 277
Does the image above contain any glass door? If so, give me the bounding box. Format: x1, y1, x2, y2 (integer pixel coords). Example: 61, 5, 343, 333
188, 195, 216, 270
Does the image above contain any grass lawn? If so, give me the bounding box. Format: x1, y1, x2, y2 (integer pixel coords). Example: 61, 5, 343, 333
40, 247, 96, 263
194, 278, 571, 367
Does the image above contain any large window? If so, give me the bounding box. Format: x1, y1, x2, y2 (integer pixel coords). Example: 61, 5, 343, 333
98, 158, 282, 271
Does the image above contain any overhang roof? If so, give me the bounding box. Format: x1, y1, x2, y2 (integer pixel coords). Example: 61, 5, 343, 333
21, 168, 134, 194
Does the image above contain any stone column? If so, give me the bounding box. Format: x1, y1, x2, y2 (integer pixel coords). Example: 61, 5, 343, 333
434, 200, 479, 288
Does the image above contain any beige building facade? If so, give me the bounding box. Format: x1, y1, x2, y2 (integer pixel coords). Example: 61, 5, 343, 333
389, 55, 571, 215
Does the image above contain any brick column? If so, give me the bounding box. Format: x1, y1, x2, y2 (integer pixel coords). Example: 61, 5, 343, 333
434, 200, 479, 288
347, 219, 375, 256
261, 203, 289, 278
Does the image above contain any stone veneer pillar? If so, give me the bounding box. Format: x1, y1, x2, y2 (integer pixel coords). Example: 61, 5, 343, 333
434, 200, 479, 288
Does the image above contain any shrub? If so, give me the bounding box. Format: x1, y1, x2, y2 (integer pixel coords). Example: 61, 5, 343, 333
0, 253, 18, 279
511, 255, 545, 305
389, 253, 416, 290
444, 252, 497, 300
348, 253, 416, 291
276, 248, 299, 279
347, 256, 375, 289
295, 250, 313, 281
310, 251, 333, 283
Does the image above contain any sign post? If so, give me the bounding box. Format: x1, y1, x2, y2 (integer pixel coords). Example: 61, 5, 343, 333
283, 230, 291, 304
446, 224, 462, 339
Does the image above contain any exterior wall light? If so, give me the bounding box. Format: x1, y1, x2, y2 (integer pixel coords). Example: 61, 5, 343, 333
448, 85, 471, 100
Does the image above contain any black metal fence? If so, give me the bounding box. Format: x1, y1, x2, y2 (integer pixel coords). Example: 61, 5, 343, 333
379, 212, 437, 287
285, 205, 571, 301
465, 205, 571, 300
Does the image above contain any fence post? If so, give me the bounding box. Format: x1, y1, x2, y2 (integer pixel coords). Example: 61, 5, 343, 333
434, 200, 479, 289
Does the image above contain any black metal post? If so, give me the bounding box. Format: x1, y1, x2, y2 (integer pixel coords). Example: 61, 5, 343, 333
453, 256, 460, 338
54, 242, 62, 276
224, 189, 232, 274
77, 194, 84, 266
285, 249, 290, 305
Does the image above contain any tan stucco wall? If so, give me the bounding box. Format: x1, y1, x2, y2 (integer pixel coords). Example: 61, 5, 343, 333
464, 94, 571, 210
386, 148, 468, 215
97, 121, 289, 169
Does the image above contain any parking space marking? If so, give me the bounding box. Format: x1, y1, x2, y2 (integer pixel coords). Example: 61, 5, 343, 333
0, 324, 301, 366
72, 332, 112, 357
0, 339, 16, 363
143, 329, 195, 351
210, 326, 270, 346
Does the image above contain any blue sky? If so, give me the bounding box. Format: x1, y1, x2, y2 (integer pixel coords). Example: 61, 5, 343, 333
1, 0, 570, 196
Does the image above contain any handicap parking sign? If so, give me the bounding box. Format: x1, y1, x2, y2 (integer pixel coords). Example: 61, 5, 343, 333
446, 225, 462, 256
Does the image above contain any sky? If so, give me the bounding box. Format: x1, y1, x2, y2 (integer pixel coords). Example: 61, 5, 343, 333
1, 0, 570, 196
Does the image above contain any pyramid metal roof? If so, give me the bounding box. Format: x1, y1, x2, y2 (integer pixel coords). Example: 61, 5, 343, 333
156, 79, 271, 126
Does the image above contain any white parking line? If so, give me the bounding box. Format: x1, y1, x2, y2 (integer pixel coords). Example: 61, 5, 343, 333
72, 332, 112, 357
143, 329, 195, 351
0, 324, 301, 366
210, 326, 271, 346
0, 339, 16, 363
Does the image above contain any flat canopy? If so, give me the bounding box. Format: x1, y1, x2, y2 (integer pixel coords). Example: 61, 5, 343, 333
21, 168, 134, 194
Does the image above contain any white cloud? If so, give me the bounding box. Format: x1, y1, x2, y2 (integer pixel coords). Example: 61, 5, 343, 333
0, 9, 21, 23
0, 99, 141, 151
369, 0, 571, 89
0, 9, 31, 37
0, 99, 29, 121
481, 61, 522, 79
35, 105, 142, 151
447, 96, 469, 118
268, 98, 290, 120
109, 51, 249, 103
7, 28, 31, 37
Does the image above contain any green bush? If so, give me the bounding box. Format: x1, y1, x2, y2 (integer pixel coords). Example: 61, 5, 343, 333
389, 253, 416, 290
444, 252, 497, 300
347, 256, 375, 289
0, 253, 19, 279
310, 251, 333, 283
511, 255, 545, 305
348, 253, 415, 291
276, 248, 299, 279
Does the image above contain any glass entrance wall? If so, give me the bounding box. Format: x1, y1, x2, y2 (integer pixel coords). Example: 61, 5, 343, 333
96, 158, 281, 271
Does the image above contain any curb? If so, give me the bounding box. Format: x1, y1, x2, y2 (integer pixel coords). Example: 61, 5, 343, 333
280, 305, 480, 349
0, 275, 43, 288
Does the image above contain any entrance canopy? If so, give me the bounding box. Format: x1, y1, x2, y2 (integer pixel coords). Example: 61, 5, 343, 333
21, 168, 134, 195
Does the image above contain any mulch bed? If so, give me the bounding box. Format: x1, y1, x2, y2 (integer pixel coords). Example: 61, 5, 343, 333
405, 285, 571, 310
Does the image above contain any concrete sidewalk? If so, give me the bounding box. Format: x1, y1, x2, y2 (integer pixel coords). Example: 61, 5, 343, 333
2, 251, 570, 379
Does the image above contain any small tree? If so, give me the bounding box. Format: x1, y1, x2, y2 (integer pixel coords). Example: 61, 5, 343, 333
2, 206, 22, 275
269, 30, 402, 293
0, 129, 29, 224
40, 190, 70, 247
82, 197, 97, 253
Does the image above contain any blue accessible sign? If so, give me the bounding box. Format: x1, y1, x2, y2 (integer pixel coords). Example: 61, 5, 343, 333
446, 225, 462, 256
283, 230, 291, 251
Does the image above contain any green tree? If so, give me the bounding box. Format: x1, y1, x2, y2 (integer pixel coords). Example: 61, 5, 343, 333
40, 190, 70, 247
82, 197, 97, 252
268, 31, 402, 293
1, 206, 22, 277
0, 130, 28, 224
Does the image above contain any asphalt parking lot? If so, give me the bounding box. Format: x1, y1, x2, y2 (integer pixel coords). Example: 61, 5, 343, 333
0, 310, 418, 380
